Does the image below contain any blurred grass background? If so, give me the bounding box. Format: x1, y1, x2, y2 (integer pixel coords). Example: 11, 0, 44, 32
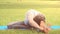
0, 1, 60, 26
0, 0, 60, 34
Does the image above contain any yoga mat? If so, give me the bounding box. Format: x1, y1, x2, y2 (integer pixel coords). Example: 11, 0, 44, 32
0, 26, 60, 30
51, 26, 60, 29
0, 26, 7, 30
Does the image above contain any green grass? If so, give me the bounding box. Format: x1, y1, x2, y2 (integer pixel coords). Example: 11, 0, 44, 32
0, 1, 60, 34
0, 8, 60, 26
0, 29, 60, 34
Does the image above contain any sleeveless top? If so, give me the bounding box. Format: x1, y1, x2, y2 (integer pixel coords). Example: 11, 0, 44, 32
24, 9, 45, 25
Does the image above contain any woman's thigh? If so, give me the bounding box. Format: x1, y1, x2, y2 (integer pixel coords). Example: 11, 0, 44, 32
7, 21, 31, 29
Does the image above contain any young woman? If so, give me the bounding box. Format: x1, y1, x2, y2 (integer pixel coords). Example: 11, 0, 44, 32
8, 9, 51, 34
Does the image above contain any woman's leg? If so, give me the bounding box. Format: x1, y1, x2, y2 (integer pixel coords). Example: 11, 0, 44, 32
7, 21, 31, 29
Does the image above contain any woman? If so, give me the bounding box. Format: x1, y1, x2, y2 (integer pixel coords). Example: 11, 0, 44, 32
8, 9, 51, 34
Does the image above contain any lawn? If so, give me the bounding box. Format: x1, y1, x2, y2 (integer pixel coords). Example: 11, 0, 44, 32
0, 1, 60, 34
0, 8, 60, 26
0, 29, 60, 34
